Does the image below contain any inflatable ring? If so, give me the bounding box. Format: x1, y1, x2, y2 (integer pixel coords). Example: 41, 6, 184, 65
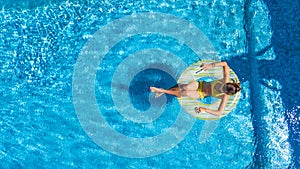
177, 60, 241, 120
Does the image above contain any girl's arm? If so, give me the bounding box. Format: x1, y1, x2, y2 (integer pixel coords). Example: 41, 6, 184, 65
201, 61, 230, 83
196, 95, 229, 116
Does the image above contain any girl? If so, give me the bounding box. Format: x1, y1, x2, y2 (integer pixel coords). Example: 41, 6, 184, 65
150, 61, 241, 116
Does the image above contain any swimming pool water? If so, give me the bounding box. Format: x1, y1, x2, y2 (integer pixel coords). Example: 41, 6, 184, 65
0, 0, 299, 168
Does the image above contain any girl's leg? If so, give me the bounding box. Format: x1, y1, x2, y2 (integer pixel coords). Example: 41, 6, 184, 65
151, 84, 180, 98
150, 86, 181, 97
183, 81, 199, 90
179, 81, 200, 99
181, 90, 200, 99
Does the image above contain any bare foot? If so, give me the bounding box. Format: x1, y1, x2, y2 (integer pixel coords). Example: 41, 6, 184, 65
150, 87, 163, 93
150, 87, 165, 98
155, 92, 164, 98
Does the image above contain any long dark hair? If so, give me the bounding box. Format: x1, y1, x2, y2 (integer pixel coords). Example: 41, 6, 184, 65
225, 80, 241, 95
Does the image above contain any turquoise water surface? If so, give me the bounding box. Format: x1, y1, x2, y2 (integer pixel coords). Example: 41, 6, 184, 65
1, 0, 299, 168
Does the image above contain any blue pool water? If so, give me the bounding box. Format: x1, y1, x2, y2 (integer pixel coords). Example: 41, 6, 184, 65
1, 0, 299, 168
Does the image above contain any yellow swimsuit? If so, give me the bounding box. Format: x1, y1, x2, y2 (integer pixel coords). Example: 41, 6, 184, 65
197, 81, 205, 99
198, 80, 223, 99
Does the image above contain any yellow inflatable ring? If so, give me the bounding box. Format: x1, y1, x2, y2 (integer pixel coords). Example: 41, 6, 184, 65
177, 60, 241, 120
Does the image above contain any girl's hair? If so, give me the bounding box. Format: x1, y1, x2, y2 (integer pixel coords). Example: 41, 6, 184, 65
225, 79, 241, 95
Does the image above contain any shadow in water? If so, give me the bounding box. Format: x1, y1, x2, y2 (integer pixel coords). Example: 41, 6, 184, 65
260, 1, 300, 167
227, 0, 299, 167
